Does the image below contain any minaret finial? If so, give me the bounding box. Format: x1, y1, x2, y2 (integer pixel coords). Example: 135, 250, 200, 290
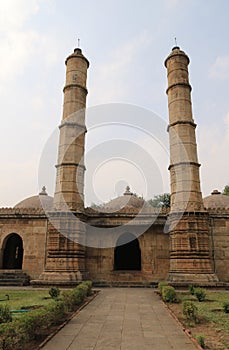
172, 37, 180, 51
77, 38, 80, 48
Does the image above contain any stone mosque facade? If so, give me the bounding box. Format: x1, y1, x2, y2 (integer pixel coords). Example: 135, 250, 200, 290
0, 46, 228, 286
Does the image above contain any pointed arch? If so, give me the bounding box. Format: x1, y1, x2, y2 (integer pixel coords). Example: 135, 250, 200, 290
2, 233, 23, 269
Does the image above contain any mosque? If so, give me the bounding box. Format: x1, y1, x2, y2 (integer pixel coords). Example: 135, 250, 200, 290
0, 46, 228, 286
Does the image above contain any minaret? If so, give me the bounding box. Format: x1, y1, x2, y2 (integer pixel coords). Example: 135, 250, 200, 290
37, 47, 89, 285
165, 46, 204, 213
53, 47, 89, 212
165, 46, 218, 283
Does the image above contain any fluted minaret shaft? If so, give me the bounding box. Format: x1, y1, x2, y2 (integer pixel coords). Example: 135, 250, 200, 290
164, 47, 218, 283
165, 46, 204, 213
53, 48, 89, 212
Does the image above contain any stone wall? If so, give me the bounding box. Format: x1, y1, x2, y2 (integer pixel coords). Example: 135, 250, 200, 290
0, 207, 228, 284
0, 209, 47, 279
209, 209, 229, 282
85, 224, 170, 283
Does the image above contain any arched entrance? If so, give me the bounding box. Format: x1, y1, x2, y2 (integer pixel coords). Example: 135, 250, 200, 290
114, 233, 141, 270
3, 234, 23, 269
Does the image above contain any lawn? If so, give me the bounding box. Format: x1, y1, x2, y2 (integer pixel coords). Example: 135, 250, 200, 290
167, 290, 229, 350
0, 289, 54, 319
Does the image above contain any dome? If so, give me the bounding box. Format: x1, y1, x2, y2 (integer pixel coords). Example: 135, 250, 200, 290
203, 190, 229, 209
94, 186, 149, 213
14, 187, 53, 211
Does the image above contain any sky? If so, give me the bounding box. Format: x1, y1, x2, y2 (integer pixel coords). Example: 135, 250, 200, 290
0, 0, 228, 207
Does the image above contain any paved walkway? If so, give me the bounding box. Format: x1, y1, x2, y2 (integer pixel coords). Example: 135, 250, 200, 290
41, 288, 198, 350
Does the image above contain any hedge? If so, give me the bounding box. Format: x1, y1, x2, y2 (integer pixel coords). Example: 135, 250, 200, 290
0, 281, 93, 350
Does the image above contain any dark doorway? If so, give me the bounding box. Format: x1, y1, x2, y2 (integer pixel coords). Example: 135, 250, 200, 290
114, 233, 141, 270
3, 234, 23, 269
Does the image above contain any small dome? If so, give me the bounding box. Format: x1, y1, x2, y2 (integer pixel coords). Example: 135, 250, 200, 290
203, 190, 229, 209
96, 186, 148, 213
14, 186, 53, 211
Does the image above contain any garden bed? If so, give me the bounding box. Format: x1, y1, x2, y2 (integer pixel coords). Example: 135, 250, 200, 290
0, 282, 97, 350
160, 287, 229, 349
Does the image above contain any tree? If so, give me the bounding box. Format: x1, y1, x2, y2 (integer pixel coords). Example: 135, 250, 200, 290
148, 193, 170, 208
222, 185, 229, 196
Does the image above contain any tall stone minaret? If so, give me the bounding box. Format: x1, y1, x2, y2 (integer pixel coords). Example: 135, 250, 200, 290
165, 46, 218, 283
53, 47, 89, 212
37, 47, 89, 285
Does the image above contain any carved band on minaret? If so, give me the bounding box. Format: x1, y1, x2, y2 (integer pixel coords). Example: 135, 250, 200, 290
63, 84, 88, 94
166, 82, 192, 94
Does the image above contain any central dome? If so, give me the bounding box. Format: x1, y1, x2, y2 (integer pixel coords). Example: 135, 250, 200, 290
97, 186, 148, 213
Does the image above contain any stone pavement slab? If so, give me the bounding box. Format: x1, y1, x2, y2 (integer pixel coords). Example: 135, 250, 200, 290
41, 288, 198, 350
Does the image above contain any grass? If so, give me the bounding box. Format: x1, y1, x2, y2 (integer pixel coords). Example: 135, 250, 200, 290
177, 291, 229, 334
0, 290, 52, 317
164, 290, 229, 349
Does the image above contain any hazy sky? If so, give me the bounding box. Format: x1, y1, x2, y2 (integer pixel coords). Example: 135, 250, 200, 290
0, 0, 228, 207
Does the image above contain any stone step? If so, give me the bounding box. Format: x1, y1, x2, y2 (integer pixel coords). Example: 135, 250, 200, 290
0, 281, 25, 286
0, 273, 29, 278
93, 281, 157, 288
0, 271, 30, 286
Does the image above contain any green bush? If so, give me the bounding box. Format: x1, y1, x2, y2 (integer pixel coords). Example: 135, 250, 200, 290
45, 301, 67, 325
0, 281, 92, 350
82, 281, 93, 296
61, 289, 83, 311
196, 334, 205, 348
76, 283, 88, 297
0, 305, 12, 324
49, 287, 60, 299
223, 301, 229, 313
162, 286, 176, 303
20, 309, 48, 341
61, 290, 76, 312
72, 288, 84, 304
183, 301, 198, 323
188, 285, 195, 295
158, 281, 168, 295
0, 321, 21, 350
194, 288, 206, 302
61, 282, 92, 312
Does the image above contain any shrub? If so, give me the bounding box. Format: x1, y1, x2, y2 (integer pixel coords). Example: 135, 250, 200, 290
0, 305, 12, 324
49, 287, 60, 299
61, 282, 90, 312
194, 288, 206, 302
82, 281, 93, 296
20, 309, 48, 341
62, 288, 84, 311
45, 300, 67, 325
158, 281, 168, 295
19, 301, 67, 342
62, 290, 77, 312
188, 285, 195, 295
183, 301, 198, 323
223, 301, 229, 313
162, 286, 176, 303
196, 334, 205, 348
0, 321, 21, 350
76, 284, 88, 298
73, 288, 84, 303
